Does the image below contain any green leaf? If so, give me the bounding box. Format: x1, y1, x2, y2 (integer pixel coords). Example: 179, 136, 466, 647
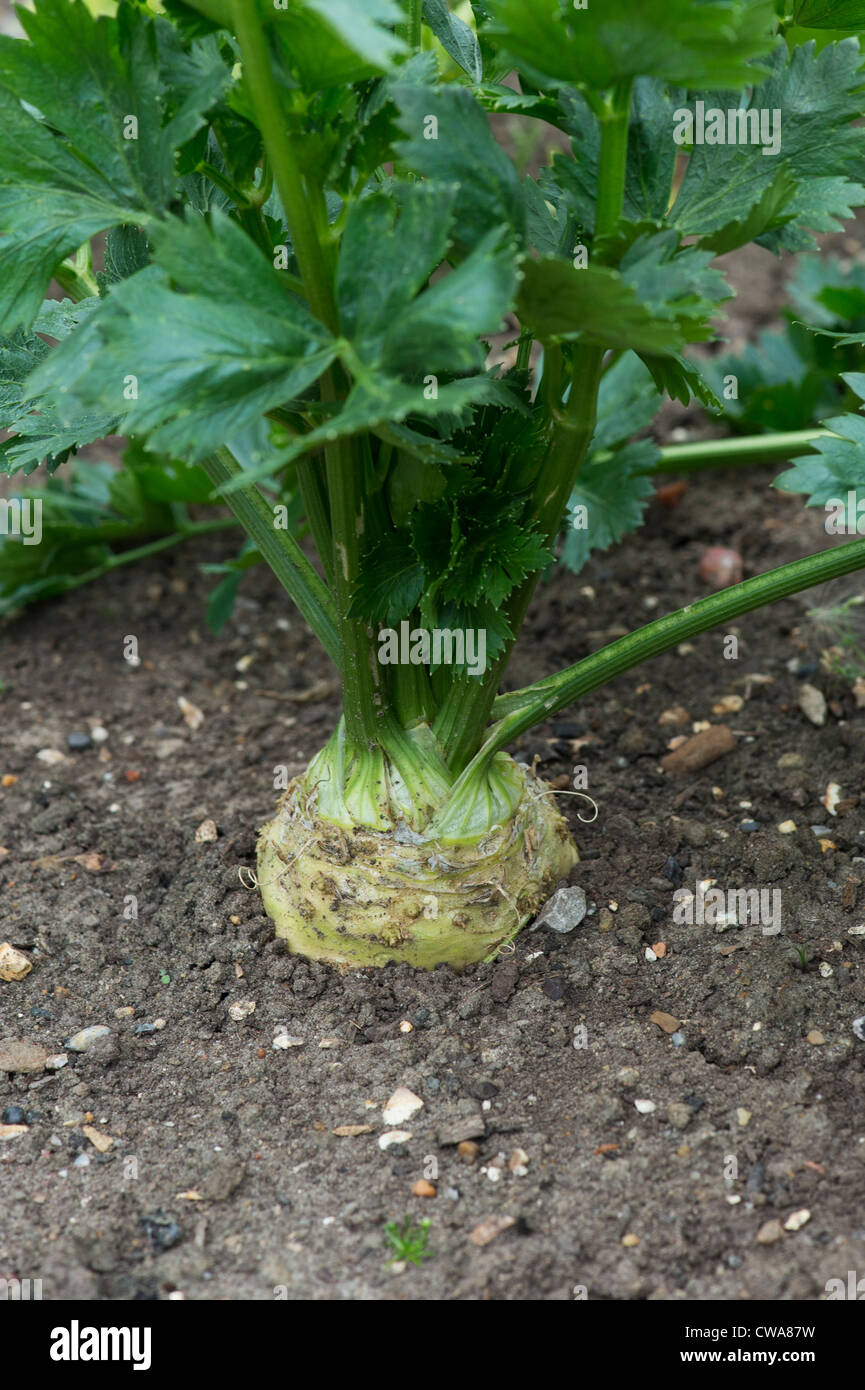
788, 252, 865, 328
773, 375, 865, 519
222, 374, 517, 490
518, 260, 680, 353
698, 168, 799, 256
25, 214, 339, 462
393, 83, 526, 249
271, 0, 407, 89
484, 0, 777, 90
670, 40, 865, 254
337, 183, 458, 355
423, 0, 482, 81
593, 353, 661, 450
700, 328, 825, 429
518, 232, 730, 355
639, 353, 722, 410
794, 0, 865, 27
104, 225, 152, 284
560, 441, 657, 574
348, 533, 425, 624
548, 79, 683, 239
218, 187, 520, 489
0, 459, 162, 617
618, 231, 731, 344
0, 298, 117, 475
0, 0, 229, 331
204, 543, 262, 632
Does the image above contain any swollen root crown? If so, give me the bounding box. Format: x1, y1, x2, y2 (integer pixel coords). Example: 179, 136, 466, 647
256, 733, 578, 969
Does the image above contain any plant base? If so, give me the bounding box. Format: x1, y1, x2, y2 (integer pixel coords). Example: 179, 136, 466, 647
256, 760, 578, 969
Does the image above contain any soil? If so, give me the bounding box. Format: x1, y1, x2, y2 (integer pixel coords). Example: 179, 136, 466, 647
3, 224, 865, 1301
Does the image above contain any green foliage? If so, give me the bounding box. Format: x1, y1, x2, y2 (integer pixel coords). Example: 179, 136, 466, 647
518, 232, 731, 356
793, 0, 865, 27
0, 450, 219, 618
383, 1217, 433, 1266
422, 0, 482, 81
704, 253, 865, 433
774, 374, 865, 518
559, 354, 659, 574
0, 0, 229, 332
25, 214, 339, 462
2, 0, 865, 784
670, 40, 865, 254
484, 0, 778, 90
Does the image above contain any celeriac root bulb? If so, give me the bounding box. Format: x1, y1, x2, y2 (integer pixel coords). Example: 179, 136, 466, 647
256, 733, 577, 969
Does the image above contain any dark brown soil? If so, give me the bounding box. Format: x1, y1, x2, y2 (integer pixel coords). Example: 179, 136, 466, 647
3, 238, 865, 1302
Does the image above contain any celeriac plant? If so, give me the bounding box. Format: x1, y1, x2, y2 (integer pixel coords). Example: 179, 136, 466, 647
4, 0, 865, 968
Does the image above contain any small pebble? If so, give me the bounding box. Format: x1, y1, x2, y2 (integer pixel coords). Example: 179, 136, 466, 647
228, 999, 256, 1021
36, 749, 66, 765
90, 726, 109, 744
378, 1130, 412, 1150
807, 1030, 826, 1046
178, 696, 205, 730
699, 546, 742, 588
634, 1099, 656, 1114
671, 1032, 687, 1047
382, 1087, 424, 1126
798, 684, 827, 727
533, 885, 587, 934
469, 1214, 516, 1247
194, 818, 218, 843
737, 1108, 752, 1127
0, 943, 32, 981
756, 1219, 784, 1245
667, 1102, 692, 1131
658, 706, 691, 728
622, 1233, 639, 1248
616, 1067, 640, 1087
1, 1105, 26, 1125
457, 1141, 479, 1165
65, 1026, 112, 1053
45, 1053, 68, 1070
784, 1209, 811, 1232
411, 1179, 436, 1198
67, 732, 92, 751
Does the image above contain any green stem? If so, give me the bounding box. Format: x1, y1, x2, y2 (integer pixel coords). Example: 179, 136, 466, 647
325, 423, 389, 744
488, 534, 865, 744
595, 79, 633, 243
437, 79, 634, 770
399, 0, 424, 48
54, 244, 100, 302
295, 458, 333, 583
230, 0, 337, 334
435, 342, 605, 770
648, 429, 830, 475
34, 519, 235, 602
201, 447, 340, 669
231, 0, 387, 740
